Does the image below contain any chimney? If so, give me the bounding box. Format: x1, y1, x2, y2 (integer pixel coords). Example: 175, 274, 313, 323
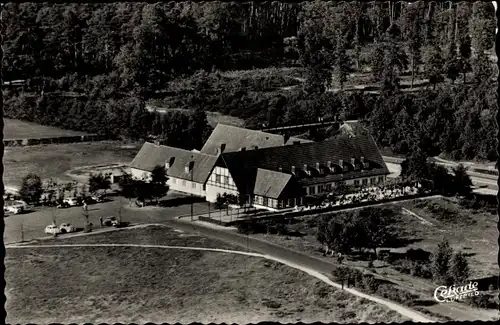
220, 143, 226, 152
184, 165, 190, 174
304, 164, 310, 176
239, 147, 246, 151
339, 159, 344, 167
254, 145, 259, 150
278, 167, 283, 172
216, 148, 221, 155
165, 160, 170, 169
315, 162, 320, 173
185, 161, 194, 174
351, 157, 356, 165
291, 165, 296, 174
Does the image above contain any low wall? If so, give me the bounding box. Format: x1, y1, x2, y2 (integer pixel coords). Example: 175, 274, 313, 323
4, 134, 107, 147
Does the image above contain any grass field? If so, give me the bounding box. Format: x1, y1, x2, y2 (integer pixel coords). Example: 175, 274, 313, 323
6, 225, 409, 324
3, 118, 89, 140
4, 141, 140, 188
396, 198, 497, 279
246, 198, 497, 320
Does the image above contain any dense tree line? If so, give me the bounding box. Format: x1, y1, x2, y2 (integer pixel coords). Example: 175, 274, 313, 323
3, 2, 496, 160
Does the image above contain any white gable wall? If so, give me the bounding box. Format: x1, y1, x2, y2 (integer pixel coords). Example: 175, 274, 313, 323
205, 166, 239, 202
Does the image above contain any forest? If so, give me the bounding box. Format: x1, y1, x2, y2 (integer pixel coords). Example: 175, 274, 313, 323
2, 1, 497, 160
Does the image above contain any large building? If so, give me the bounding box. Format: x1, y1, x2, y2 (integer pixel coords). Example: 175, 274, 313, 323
129, 123, 390, 211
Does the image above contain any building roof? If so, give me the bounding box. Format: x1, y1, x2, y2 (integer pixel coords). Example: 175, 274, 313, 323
201, 124, 285, 155
219, 132, 390, 196
130, 142, 218, 183
253, 168, 293, 198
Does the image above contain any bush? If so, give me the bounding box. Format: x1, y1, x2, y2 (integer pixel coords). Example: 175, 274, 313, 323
377, 284, 417, 306
464, 294, 495, 309
362, 274, 379, 293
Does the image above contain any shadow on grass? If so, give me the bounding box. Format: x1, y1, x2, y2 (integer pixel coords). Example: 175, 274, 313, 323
413, 299, 438, 307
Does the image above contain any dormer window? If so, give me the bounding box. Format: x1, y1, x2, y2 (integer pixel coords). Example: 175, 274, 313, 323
165, 157, 175, 169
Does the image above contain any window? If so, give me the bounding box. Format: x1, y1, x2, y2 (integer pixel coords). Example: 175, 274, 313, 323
215, 175, 221, 183
378, 176, 384, 184
192, 182, 196, 189
362, 179, 368, 186
354, 180, 360, 186
224, 176, 229, 184
263, 197, 269, 206
371, 178, 376, 185
309, 186, 316, 195
182, 180, 186, 186
326, 184, 332, 192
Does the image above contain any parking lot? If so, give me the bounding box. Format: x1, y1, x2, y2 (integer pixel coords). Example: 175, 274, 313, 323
4, 196, 210, 244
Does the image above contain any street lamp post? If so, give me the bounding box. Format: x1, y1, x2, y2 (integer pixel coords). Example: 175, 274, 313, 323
190, 156, 194, 222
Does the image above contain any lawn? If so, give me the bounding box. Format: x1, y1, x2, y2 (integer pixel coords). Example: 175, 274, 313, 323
3, 141, 140, 188
5, 225, 409, 324
245, 197, 497, 321
3, 118, 89, 140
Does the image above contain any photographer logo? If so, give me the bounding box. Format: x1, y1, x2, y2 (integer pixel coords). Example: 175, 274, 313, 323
434, 282, 479, 303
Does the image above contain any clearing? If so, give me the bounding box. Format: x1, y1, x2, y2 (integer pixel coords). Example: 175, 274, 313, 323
145, 105, 246, 128
5, 225, 409, 324
3, 118, 89, 140
3, 141, 140, 188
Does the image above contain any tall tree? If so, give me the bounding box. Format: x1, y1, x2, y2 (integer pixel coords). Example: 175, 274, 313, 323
449, 251, 470, 284
19, 173, 43, 203
431, 239, 454, 283
150, 164, 169, 203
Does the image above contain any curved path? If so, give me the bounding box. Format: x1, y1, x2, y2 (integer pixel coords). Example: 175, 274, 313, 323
7, 243, 433, 323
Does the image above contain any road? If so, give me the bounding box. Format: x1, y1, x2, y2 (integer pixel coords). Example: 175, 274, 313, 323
165, 218, 496, 322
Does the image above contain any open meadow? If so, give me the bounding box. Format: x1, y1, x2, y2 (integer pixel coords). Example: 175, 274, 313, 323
246, 197, 497, 320
3, 141, 140, 188
3, 118, 89, 140
5, 225, 409, 324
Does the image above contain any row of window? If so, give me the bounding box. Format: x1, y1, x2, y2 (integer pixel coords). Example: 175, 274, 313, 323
307, 176, 384, 195
171, 178, 197, 189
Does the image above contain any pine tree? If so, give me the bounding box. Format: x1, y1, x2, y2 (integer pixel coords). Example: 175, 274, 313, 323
449, 251, 470, 284
431, 240, 454, 283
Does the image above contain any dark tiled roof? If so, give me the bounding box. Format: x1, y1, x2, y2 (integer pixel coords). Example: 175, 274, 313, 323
220, 133, 390, 194
253, 168, 292, 198
130, 142, 218, 183
201, 124, 285, 155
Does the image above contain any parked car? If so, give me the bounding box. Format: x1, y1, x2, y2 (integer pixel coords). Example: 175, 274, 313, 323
57, 202, 70, 209
90, 195, 105, 203
59, 223, 77, 233
44, 224, 61, 235
63, 197, 80, 206
103, 217, 119, 227
4, 200, 28, 214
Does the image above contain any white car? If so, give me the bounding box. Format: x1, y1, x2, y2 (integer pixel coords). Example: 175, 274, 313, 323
63, 197, 79, 206
4, 200, 28, 214
59, 223, 76, 233
44, 224, 61, 235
